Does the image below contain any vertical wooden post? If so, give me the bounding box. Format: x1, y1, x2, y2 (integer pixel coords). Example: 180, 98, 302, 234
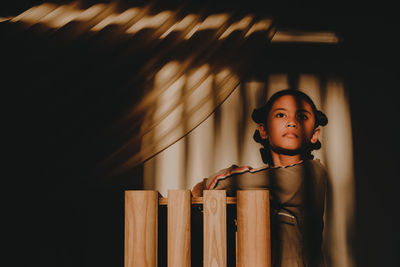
236, 190, 271, 267
125, 190, 158, 267
203, 190, 227, 267
168, 190, 191, 267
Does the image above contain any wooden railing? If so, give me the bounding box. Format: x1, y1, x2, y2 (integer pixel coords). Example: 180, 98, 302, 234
125, 190, 271, 267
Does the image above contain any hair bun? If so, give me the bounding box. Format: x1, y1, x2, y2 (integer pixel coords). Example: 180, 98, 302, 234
251, 106, 268, 124
316, 110, 328, 126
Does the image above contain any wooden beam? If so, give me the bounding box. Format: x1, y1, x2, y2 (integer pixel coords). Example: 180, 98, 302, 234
125, 190, 158, 267
168, 190, 191, 267
236, 190, 271, 267
203, 190, 227, 267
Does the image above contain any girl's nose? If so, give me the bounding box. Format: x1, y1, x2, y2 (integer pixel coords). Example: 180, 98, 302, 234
287, 121, 297, 128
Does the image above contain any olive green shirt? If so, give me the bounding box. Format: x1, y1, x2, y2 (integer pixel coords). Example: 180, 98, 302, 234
203, 159, 327, 267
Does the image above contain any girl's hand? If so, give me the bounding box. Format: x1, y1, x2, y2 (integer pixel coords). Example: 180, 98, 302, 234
191, 178, 207, 197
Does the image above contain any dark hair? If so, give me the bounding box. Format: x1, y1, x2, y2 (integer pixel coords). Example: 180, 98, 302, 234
251, 89, 328, 165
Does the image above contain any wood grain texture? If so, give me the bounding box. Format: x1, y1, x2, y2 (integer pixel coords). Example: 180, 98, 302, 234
203, 190, 227, 267
168, 190, 191, 267
236, 190, 271, 267
125, 190, 158, 267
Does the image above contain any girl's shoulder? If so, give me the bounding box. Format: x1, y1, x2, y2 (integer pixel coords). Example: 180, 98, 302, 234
306, 159, 328, 174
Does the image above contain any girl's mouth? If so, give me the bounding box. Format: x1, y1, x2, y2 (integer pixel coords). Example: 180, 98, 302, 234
283, 132, 298, 138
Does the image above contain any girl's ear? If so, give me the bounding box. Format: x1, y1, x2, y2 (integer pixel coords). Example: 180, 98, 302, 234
311, 128, 320, 144
258, 124, 268, 140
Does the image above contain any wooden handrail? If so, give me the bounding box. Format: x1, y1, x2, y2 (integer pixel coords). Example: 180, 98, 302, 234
158, 196, 237, 205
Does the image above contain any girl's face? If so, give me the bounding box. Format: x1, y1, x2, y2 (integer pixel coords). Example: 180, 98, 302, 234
259, 95, 320, 153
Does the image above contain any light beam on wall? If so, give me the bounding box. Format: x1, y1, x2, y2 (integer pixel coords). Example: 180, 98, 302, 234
271, 30, 340, 44
6, 2, 275, 41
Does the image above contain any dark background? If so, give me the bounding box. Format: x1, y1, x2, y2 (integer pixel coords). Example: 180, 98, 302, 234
2, 1, 399, 266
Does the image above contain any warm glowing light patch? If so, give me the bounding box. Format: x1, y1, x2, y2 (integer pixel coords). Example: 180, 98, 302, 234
185, 65, 212, 112
186, 65, 210, 88
184, 112, 216, 191
184, 13, 229, 39
10, 3, 108, 26
0, 17, 12, 22
215, 69, 229, 80
198, 13, 229, 30
155, 138, 187, 195
113, 8, 140, 24
11, 3, 57, 24
241, 81, 267, 166
184, 24, 200, 40
153, 105, 185, 141
267, 74, 289, 99
126, 11, 172, 34
91, 8, 140, 31
39, 4, 81, 28
91, 14, 118, 31
219, 15, 253, 39
75, 4, 106, 22
214, 81, 241, 168
323, 80, 355, 267
159, 14, 198, 38
244, 18, 273, 37
129, 61, 184, 121
272, 30, 340, 44
155, 61, 181, 86
152, 76, 186, 124
142, 63, 239, 196
7, 1, 344, 45
298, 74, 322, 109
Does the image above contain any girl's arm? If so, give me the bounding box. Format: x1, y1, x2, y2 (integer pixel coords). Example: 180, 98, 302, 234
191, 165, 242, 196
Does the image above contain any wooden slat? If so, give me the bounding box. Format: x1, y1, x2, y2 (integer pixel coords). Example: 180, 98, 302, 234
203, 190, 227, 267
168, 190, 191, 267
236, 190, 271, 267
125, 190, 158, 267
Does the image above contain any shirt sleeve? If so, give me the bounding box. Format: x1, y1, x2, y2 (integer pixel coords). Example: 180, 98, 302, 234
205, 165, 271, 196
205, 164, 241, 190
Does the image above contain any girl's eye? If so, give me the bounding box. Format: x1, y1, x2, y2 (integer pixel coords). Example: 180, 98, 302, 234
275, 113, 286, 118
297, 113, 308, 120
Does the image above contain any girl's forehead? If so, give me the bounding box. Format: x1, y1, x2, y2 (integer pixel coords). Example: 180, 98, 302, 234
270, 95, 313, 111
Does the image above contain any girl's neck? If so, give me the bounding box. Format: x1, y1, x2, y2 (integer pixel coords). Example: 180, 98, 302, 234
270, 151, 303, 167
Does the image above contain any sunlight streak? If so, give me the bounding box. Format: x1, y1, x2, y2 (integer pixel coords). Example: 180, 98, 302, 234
323, 80, 355, 267
126, 11, 172, 34
91, 8, 140, 31
244, 18, 273, 37
219, 15, 253, 39
184, 13, 229, 39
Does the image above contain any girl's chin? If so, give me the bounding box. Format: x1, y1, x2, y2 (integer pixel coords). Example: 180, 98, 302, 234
271, 146, 304, 156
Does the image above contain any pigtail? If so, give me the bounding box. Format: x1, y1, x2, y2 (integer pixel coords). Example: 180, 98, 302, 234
306, 109, 327, 159
315, 110, 328, 127
253, 129, 273, 164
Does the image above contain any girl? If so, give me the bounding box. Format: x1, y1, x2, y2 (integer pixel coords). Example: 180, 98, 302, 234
192, 89, 328, 267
